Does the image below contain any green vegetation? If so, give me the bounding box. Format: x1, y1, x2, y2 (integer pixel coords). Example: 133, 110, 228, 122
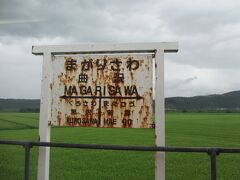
0, 112, 240, 179
166, 91, 240, 111
0, 99, 40, 112
1, 90, 240, 113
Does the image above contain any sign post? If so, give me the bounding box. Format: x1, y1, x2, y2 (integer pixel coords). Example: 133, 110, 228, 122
32, 42, 178, 180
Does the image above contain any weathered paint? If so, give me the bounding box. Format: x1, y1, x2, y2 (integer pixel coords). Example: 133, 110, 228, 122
33, 42, 178, 180
50, 54, 153, 128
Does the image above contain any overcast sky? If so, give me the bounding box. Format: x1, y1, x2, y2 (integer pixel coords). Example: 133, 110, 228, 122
0, 0, 240, 98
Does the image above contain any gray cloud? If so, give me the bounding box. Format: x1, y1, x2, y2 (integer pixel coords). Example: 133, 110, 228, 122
184, 76, 197, 84
0, 0, 240, 98
0, 0, 169, 40
0, 0, 239, 68
167, 76, 197, 90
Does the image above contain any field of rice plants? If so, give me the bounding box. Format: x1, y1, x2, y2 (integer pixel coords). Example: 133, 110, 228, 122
0, 112, 239, 179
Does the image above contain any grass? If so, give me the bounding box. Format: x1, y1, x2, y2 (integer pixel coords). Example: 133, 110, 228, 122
0, 112, 240, 179
0, 113, 38, 130
166, 112, 240, 180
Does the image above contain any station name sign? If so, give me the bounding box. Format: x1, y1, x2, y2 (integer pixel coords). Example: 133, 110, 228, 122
51, 54, 153, 128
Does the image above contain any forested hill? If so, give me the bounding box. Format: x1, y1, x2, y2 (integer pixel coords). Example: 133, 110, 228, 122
0, 99, 40, 112
0, 90, 240, 112
166, 91, 240, 111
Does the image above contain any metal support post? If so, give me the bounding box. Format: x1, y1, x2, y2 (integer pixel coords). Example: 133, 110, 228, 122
24, 143, 31, 180
209, 149, 217, 180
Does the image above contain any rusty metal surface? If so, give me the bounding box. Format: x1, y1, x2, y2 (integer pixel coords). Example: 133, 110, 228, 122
51, 54, 153, 128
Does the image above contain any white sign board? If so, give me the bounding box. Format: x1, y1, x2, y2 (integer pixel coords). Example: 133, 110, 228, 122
32, 42, 178, 180
51, 54, 153, 128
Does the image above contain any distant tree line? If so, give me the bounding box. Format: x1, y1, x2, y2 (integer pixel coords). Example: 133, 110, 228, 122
0, 99, 40, 112
19, 108, 40, 113
0, 90, 240, 113
165, 91, 240, 112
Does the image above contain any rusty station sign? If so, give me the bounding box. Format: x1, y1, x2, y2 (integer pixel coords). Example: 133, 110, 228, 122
33, 43, 178, 180
51, 54, 153, 128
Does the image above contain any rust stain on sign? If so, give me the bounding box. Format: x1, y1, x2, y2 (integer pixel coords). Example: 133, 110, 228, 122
51, 54, 153, 128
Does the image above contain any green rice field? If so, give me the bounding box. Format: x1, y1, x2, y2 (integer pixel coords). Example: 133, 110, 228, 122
0, 112, 240, 179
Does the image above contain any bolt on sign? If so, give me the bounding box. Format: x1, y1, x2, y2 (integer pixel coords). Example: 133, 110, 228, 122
52, 54, 153, 128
